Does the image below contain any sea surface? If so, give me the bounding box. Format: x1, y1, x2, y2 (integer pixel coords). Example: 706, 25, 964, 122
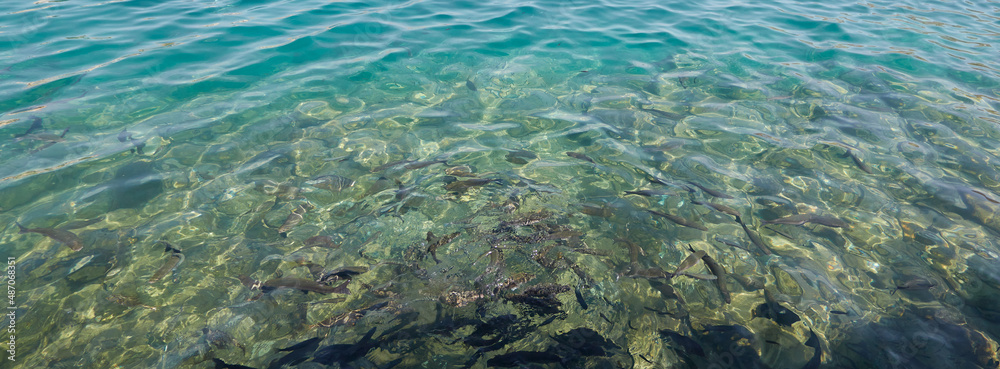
1, 0, 1000, 368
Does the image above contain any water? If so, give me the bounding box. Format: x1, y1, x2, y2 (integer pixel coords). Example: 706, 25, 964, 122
1, 0, 999, 367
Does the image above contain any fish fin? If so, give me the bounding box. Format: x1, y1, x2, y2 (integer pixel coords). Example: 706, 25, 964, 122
279, 232, 288, 238
332, 280, 351, 294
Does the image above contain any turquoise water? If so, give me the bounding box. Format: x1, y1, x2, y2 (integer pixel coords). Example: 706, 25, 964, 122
2, 0, 1000, 367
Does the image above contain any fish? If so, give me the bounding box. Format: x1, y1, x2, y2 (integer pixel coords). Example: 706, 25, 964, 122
659, 330, 705, 357
504, 149, 537, 164
445, 165, 476, 177
466, 79, 477, 91
624, 189, 673, 197
371, 159, 414, 172
149, 244, 184, 283
267, 337, 320, 369
403, 157, 449, 170
312, 327, 379, 365
752, 288, 800, 326
580, 203, 613, 218
734, 215, 773, 255
689, 245, 730, 303
426, 231, 460, 263
574, 288, 588, 310
13, 116, 43, 139
892, 278, 936, 295
713, 236, 750, 252
566, 151, 595, 163
732, 274, 765, 291
316, 266, 368, 283
309, 175, 355, 192
674, 250, 707, 276
213, 358, 258, 369
20, 127, 69, 143
304, 235, 339, 249
843, 150, 873, 174
693, 201, 741, 218
685, 181, 733, 199
117, 129, 133, 142
248, 277, 350, 295
16, 222, 84, 251
647, 209, 708, 231
676, 272, 718, 280
278, 203, 314, 237
640, 107, 685, 121
763, 213, 849, 228
443, 177, 498, 192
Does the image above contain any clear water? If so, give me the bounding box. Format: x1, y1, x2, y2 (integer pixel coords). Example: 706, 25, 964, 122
1, 0, 999, 368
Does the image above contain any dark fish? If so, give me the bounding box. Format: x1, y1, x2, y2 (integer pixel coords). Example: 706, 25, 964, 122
674, 250, 706, 276
445, 165, 476, 177
892, 278, 936, 295
713, 236, 749, 252
647, 209, 708, 231
641, 107, 685, 121
753, 288, 800, 326
426, 231, 460, 264
625, 189, 673, 197
677, 272, 717, 280
16, 222, 84, 251
574, 288, 588, 310
735, 215, 772, 255
504, 149, 537, 164
13, 116, 43, 139
59, 215, 105, 230
693, 201, 740, 218
21, 127, 69, 143
830, 310, 848, 315
443, 178, 498, 192
242, 276, 350, 294
689, 245, 730, 303
844, 150, 873, 174
685, 181, 733, 199
278, 203, 314, 237
309, 175, 355, 192
129, 138, 146, 154
304, 235, 339, 249
317, 266, 368, 283
403, 157, 448, 170
312, 327, 379, 364
659, 330, 705, 357
763, 213, 849, 228
267, 337, 320, 369
732, 274, 765, 291
566, 151, 595, 163
580, 203, 613, 218
487, 350, 562, 367
149, 245, 184, 283
466, 79, 477, 91
213, 358, 258, 369
117, 129, 133, 142
371, 159, 414, 172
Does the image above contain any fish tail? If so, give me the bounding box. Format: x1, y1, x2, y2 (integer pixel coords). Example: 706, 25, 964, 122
15, 222, 27, 233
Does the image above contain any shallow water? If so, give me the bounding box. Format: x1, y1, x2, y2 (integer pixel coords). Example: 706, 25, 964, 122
2, 0, 1000, 368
